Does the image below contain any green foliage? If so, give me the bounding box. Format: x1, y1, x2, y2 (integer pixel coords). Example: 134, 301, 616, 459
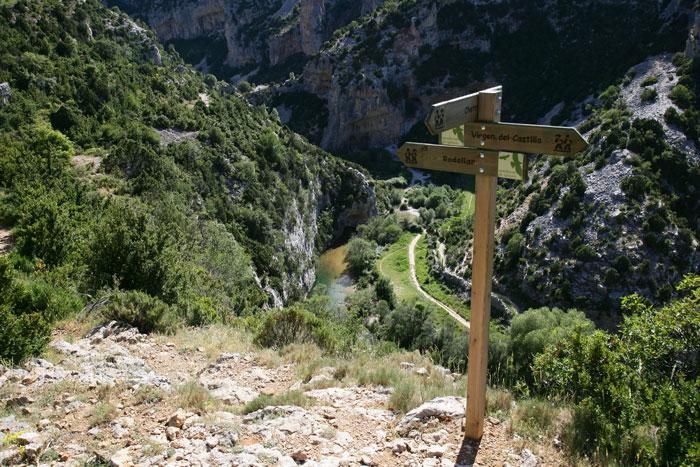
374, 275, 396, 309
357, 215, 402, 246
242, 390, 314, 414
254, 299, 357, 354
345, 237, 377, 277
509, 307, 593, 384
669, 84, 693, 109
380, 300, 436, 352
532, 275, 700, 464
640, 75, 658, 87
0, 256, 81, 364
103, 289, 178, 334
0, 306, 51, 365
640, 87, 658, 102
0, 0, 369, 362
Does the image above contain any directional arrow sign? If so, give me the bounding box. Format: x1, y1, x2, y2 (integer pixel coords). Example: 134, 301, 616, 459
424, 86, 502, 135
440, 126, 528, 181
462, 122, 588, 157
398, 142, 499, 176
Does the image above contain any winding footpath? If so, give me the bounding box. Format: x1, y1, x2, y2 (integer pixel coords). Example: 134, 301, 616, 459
408, 234, 470, 329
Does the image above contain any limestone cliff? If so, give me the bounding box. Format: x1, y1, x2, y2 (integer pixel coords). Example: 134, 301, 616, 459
105, 0, 386, 77
264, 0, 689, 151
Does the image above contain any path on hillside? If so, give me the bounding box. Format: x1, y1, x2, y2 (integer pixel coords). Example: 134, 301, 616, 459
408, 234, 470, 329
0, 225, 13, 254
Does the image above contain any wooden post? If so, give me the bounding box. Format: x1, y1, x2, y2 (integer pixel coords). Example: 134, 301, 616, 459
464, 88, 501, 439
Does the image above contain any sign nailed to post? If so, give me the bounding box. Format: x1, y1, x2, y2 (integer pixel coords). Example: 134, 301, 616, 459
396, 85, 589, 442
440, 126, 528, 181
463, 122, 588, 157
424, 86, 502, 135
398, 143, 499, 176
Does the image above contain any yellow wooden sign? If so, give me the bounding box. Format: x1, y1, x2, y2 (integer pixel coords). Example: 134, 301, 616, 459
424, 86, 501, 135
398, 142, 499, 176
440, 126, 528, 181
462, 122, 588, 157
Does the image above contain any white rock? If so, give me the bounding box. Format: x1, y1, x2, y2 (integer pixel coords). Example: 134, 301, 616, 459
166, 409, 193, 428
166, 426, 179, 441
414, 367, 428, 376
110, 447, 132, 467
520, 448, 539, 467
426, 444, 447, 458
205, 435, 219, 448
16, 431, 42, 446
396, 397, 465, 435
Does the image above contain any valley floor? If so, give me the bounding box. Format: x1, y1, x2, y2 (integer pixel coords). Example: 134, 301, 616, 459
0, 323, 566, 466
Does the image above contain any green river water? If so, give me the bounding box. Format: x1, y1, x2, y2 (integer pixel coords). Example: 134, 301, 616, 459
313, 244, 354, 308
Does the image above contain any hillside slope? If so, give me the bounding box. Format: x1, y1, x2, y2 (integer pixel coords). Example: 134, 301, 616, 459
430, 52, 700, 324
0, 0, 375, 316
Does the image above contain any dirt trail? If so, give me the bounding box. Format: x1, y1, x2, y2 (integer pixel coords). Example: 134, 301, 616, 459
408, 234, 470, 329
0, 226, 13, 254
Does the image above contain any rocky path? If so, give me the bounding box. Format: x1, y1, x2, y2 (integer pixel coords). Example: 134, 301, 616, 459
408, 234, 469, 329
0, 323, 563, 466
0, 226, 12, 255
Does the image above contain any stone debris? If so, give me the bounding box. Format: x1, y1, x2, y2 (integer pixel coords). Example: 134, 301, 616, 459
0, 323, 564, 466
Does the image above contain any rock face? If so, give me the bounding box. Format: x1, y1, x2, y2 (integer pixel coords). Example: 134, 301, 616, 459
106, 0, 386, 74
261, 0, 689, 151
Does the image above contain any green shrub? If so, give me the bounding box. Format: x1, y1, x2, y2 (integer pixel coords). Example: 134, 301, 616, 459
533, 276, 700, 464
255, 303, 355, 354
669, 84, 693, 109
345, 237, 377, 277
103, 290, 178, 334
242, 390, 313, 414
177, 380, 215, 412
640, 88, 657, 102
88, 402, 117, 427
640, 75, 658, 87
0, 306, 51, 365
357, 215, 403, 245
509, 307, 593, 384
237, 80, 253, 93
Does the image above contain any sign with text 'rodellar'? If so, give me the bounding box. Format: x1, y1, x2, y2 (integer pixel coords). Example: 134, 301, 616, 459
462, 122, 588, 157
440, 126, 528, 181
398, 143, 499, 176
424, 86, 502, 135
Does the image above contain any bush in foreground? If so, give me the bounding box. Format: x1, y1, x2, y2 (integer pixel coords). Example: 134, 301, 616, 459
533, 275, 700, 465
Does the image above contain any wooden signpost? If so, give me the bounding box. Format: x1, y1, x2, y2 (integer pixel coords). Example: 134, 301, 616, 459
397, 85, 589, 440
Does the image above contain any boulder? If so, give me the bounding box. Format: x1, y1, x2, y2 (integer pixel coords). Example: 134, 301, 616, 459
396, 397, 465, 435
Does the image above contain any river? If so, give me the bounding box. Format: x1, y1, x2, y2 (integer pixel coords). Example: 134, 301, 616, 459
313, 244, 354, 308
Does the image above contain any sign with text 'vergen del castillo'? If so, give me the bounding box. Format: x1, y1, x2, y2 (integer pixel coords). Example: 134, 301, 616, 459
462, 122, 588, 157
440, 126, 528, 181
396, 85, 589, 442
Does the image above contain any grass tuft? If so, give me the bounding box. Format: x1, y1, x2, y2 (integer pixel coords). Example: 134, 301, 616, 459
177, 380, 215, 413
242, 390, 314, 415
88, 402, 117, 427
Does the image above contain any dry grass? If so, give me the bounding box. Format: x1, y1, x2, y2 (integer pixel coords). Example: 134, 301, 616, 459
292, 349, 464, 414
88, 402, 117, 427
510, 398, 569, 440
161, 325, 255, 362
241, 390, 315, 415
177, 380, 216, 413
133, 385, 165, 405
487, 388, 513, 419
